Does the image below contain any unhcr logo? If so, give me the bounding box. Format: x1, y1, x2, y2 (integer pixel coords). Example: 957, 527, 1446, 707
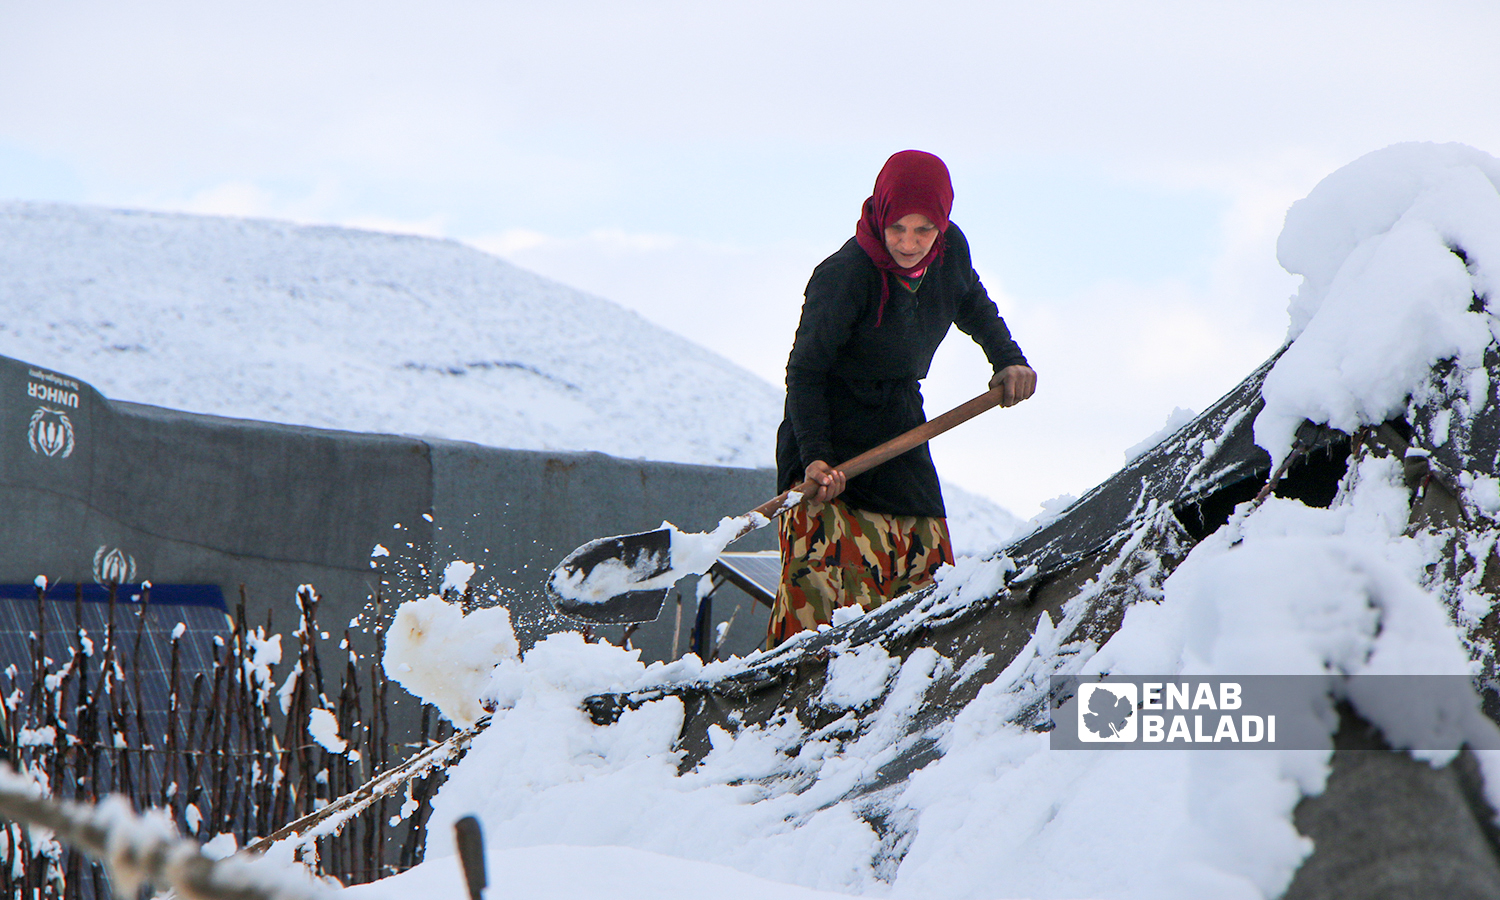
93, 546, 137, 586
29, 407, 75, 459
27, 380, 79, 409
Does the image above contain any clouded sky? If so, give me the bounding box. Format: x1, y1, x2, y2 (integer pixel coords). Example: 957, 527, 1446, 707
3, 1, 1498, 514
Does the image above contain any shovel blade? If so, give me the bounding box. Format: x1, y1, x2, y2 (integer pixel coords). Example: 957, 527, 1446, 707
546, 527, 675, 624
555, 586, 670, 625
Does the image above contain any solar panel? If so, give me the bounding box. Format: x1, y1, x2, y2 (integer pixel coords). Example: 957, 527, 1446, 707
0, 584, 233, 899
710, 551, 779, 607
0, 584, 231, 798
0, 580, 438, 898
0, 585, 229, 732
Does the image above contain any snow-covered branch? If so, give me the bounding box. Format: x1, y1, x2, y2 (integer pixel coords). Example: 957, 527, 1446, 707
245, 714, 490, 855
0, 766, 329, 900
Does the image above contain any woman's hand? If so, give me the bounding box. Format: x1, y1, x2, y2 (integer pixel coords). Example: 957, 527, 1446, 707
989, 365, 1037, 408
805, 460, 847, 503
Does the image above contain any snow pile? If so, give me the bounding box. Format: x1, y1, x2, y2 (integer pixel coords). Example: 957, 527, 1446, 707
0, 202, 781, 468
383, 593, 519, 728
898, 456, 1495, 900
1257, 142, 1500, 466
418, 630, 902, 894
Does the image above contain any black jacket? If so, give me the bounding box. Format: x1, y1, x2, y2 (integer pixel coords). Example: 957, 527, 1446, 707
775, 224, 1027, 517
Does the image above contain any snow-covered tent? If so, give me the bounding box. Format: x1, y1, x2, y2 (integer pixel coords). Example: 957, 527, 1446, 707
365, 144, 1500, 900
0, 350, 777, 653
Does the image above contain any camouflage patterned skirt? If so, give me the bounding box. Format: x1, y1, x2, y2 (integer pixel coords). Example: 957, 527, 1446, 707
766, 498, 954, 648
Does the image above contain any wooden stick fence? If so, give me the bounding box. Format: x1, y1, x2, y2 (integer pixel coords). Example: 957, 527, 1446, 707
0, 582, 455, 898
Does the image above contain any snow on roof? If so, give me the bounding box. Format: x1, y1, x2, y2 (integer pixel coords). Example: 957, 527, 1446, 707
1259, 142, 1500, 468
0, 201, 780, 469
356, 142, 1500, 899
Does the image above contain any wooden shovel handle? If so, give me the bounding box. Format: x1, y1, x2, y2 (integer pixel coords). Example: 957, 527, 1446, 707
747, 386, 1006, 523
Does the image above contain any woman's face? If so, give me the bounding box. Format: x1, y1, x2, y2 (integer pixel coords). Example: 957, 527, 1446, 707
884, 213, 939, 269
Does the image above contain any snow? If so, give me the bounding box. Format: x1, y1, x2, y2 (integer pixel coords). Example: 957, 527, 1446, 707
331, 142, 1500, 900
438, 560, 476, 597
307, 709, 347, 755
382, 593, 520, 728
548, 513, 768, 606
244, 631, 283, 688
943, 484, 1026, 555
17, 726, 56, 747
0, 201, 780, 469
1465, 472, 1500, 514
0, 765, 330, 900
1257, 142, 1500, 467
201, 832, 238, 861
11, 146, 1500, 897
670, 514, 769, 576
359, 441, 1500, 900
347, 844, 854, 900
1007, 492, 1080, 544
1124, 406, 1198, 463
820, 643, 899, 710
830, 603, 867, 627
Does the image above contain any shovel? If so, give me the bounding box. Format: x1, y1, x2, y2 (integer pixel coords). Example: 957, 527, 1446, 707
546, 385, 1009, 624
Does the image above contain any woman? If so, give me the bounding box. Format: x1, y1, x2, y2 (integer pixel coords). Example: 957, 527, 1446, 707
768, 150, 1036, 647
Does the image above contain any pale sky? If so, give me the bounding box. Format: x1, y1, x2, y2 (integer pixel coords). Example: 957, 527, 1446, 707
3, 1, 1498, 515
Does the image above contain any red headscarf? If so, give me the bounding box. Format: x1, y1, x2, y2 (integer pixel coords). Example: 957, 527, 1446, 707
853, 150, 954, 324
